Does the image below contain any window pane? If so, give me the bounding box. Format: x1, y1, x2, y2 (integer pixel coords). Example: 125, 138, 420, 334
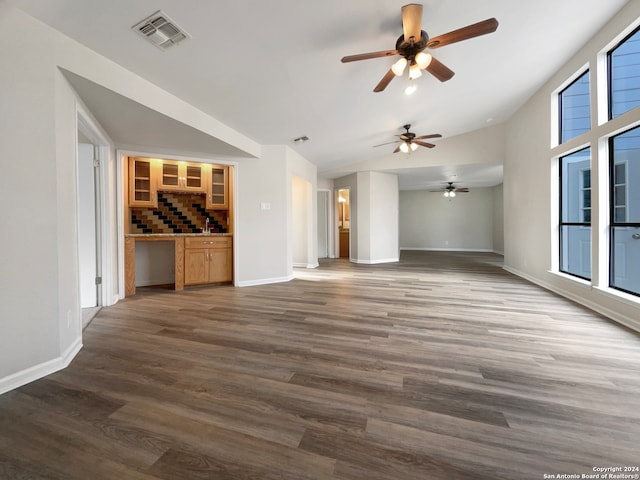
560, 71, 590, 143
561, 148, 591, 223
610, 227, 640, 295
560, 226, 591, 279
614, 163, 626, 183
610, 27, 640, 118
611, 126, 640, 223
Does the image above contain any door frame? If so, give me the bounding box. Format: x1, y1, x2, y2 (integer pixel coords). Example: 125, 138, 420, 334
76, 104, 114, 307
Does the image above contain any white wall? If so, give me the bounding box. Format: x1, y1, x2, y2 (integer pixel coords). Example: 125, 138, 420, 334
504, 0, 640, 332
0, 6, 89, 390
236, 146, 290, 286
292, 175, 313, 267
365, 172, 399, 263
400, 188, 494, 251
492, 184, 504, 255
287, 147, 318, 270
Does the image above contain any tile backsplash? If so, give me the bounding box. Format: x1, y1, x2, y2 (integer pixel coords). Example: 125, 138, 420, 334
130, 192, 228, 234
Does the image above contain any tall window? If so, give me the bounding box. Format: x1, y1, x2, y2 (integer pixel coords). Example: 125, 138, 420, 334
610, 126, 640, 296
560, 147, 592, 280
559, 71, 591, 143
609, 26, 640, 119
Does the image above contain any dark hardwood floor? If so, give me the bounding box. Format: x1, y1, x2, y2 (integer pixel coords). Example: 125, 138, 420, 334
1, 251, 639, 479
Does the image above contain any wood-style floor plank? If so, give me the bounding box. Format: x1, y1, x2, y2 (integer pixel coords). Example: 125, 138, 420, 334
1, 251, 639, 479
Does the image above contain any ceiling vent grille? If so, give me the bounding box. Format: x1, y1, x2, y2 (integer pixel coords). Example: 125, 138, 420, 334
132, 11, 190, 50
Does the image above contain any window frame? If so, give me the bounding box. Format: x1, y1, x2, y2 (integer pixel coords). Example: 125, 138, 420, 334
607, 24, 640, 120
558, 70, 591, 144
608, 126, 640, 297
559, 146, 592, 281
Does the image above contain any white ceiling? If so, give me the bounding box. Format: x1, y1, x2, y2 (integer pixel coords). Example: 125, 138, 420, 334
9, 0, 630, 188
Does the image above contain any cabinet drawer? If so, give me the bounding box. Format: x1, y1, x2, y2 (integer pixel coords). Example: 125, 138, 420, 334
185, 236, 232, 249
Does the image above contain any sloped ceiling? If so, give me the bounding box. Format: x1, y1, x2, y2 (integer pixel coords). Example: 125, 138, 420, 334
9, 0, 631, 188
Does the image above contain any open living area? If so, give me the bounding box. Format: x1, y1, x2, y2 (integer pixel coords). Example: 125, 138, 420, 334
1, 1, 639, 479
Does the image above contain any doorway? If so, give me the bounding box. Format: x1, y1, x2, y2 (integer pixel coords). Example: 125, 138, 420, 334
77, 115, 107, 328
338, 189, 350, 258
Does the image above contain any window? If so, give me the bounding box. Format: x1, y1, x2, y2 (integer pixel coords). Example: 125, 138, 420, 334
559, 147, 592, 280
609, 26, 640, 119
559, 71, 591, 143
554, 20, 640, 303
609, 126, 640, 296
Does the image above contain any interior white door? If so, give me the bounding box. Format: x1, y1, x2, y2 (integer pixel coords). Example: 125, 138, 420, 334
78, 143, 98, 308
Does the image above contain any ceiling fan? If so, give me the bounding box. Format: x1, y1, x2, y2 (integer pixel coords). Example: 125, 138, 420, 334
431, 182, 469, 197
374, 124, 441, 153
341, 4, 498, 92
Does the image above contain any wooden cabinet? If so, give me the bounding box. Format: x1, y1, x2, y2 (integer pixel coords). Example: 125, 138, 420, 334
206, 165, 229, 210
128, 157, 157, 207
158, 161, 205, 192
184, 236, 232, 285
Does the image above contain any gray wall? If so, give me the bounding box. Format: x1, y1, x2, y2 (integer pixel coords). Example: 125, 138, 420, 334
399, 187, 496, 252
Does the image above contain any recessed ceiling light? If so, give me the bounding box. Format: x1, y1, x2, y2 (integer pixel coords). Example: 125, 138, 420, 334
293, 136, 310, 143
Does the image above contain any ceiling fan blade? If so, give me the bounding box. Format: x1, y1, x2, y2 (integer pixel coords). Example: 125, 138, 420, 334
401, 4, 423, 44
414, 133, 442, 140
413, 140, 436, 148
393, 145, 402, 153
425, 56, 455, 82
455, 188, 470, 192
341, 49, 398, 63
373, 69, 396, 92
426, 18, 499, 49
373, 140, 400, 147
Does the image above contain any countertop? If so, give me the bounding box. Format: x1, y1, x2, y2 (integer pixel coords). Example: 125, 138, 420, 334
125, 233, 232, 237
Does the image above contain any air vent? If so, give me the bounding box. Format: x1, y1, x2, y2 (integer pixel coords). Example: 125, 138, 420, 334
132, 10, 190, 50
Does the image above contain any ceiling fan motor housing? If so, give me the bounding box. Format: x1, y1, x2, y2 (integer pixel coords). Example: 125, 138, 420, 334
395, 30, 429, 62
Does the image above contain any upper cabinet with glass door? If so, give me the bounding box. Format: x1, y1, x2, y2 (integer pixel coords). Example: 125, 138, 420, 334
158, 160, 205, 193
128, 157, 158, 207
206, 165, 229, 210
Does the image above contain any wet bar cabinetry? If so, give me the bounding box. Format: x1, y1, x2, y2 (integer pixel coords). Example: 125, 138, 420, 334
158, 160, 205, 192
206, 165, 229, 210
184, 236, 233, 285
128, 157, 157, 207
125, 234, 233, 296
126, 157, 230, 209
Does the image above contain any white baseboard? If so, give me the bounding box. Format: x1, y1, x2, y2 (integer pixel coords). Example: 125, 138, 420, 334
0, 337, 83, 396
400, 247, 494, 252
503, 265, 640, 334
293, 262, 319, 269
351, 257, 399, 264
236, 274, 295, 287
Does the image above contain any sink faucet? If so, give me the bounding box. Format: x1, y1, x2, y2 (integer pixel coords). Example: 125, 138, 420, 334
204, 217, 210, 232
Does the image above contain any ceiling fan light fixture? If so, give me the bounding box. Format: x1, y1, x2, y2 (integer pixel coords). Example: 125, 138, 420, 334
399, 142, 410, 153
391, 57, 408, 76
410, 142, 418, 151
444, 191, 450, 197
450, 191, 456, 197
415, 52, 432, 69
408, 62, 422, 80
404, 83, 417, 95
